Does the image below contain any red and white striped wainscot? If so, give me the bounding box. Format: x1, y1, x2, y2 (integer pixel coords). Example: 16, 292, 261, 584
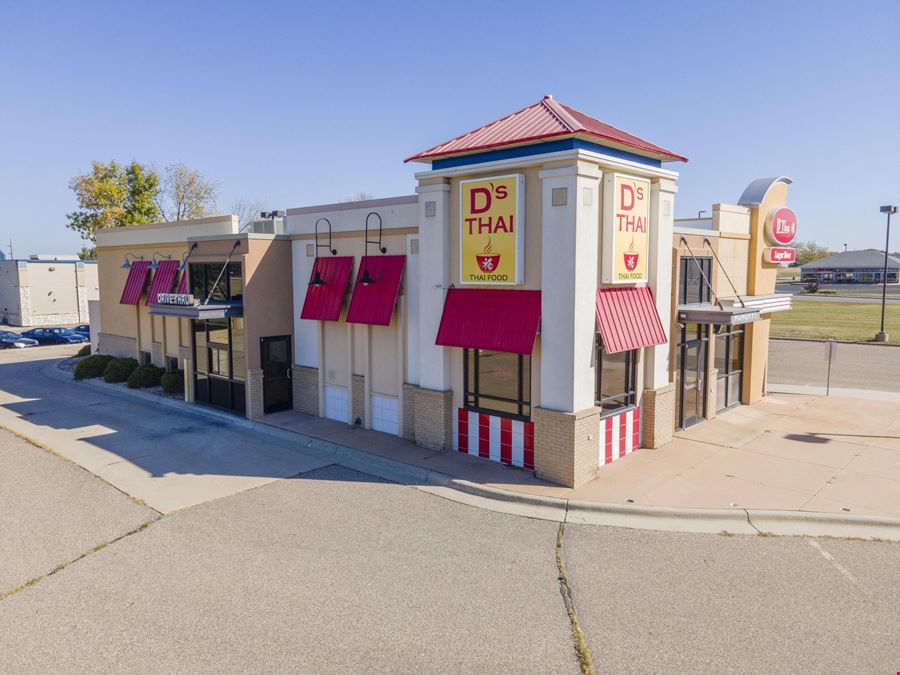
454, 408, 535, 470
599, 406, 641, 467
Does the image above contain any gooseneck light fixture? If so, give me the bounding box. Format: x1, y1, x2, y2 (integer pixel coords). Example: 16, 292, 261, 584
360, 211, 387, 286
309, 218, 338, 286
120, 253, 144, 269
148, 252, 173, 270
179, 242, 199, 271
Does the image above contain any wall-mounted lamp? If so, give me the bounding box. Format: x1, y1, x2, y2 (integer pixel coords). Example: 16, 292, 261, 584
120, 253, 144, 269
309, 218, 338, 286
360, 212, 387, 286
148, 252, 173, 270
179, 242, 199, 271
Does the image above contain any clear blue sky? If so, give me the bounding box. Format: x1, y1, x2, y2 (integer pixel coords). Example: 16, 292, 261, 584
1, 1, 898, 257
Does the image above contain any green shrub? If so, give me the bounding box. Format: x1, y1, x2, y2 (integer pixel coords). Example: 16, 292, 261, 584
75, 344, 92, 358
160, 369, 184, 394
103, 357, 139, 383
74, 354, 113, 380
127, 364, 164, 389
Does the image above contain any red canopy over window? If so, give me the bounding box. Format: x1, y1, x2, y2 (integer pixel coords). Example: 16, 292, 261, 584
119, 261, 151, 305
346, 255, 406, 326
435, 288, 541, 355
177, 267, 189, 294
300, 256, 354, 321
146, 260, 180, 305
595, 287, 667, 354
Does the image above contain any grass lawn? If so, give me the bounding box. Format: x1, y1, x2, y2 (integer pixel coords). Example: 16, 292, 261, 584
771, 301, 900, 343
776, 266, 801, 282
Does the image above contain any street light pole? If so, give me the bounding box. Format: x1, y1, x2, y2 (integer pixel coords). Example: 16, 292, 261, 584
876, 205, 897, 342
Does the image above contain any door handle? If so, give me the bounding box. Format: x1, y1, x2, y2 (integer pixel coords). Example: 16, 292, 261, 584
287, 367, 292, 380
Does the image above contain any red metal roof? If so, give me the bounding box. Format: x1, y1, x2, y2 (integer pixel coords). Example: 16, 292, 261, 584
346, 255, 405, 326
595, 287, 667, 354
145, 260, 180, 305
435, 288, 541, 355
119, 261, 151, 305
406, 96, 687, 163
300, 256, 354, 321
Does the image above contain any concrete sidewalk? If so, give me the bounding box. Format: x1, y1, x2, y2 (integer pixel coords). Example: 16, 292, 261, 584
261, 394, 900, 518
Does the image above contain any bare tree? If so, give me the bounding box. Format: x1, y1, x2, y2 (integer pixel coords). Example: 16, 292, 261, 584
156, 163, 218, 221
340, 192, 374, 203
231, 198, 267, 230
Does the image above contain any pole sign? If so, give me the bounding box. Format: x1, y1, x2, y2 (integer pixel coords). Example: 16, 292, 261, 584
763, 206, 797, 265
459, 174, 525, 285
602, 173, 651, 284
765, 207, 797, 245
763, 247, 796, 264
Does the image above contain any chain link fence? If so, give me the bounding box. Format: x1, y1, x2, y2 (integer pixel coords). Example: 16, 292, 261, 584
768, 338, 900, 393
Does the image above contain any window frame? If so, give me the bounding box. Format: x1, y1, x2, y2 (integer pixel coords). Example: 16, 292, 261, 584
679, 256, 712, 306
463, 348, 531, 421
594, 336, 638, 413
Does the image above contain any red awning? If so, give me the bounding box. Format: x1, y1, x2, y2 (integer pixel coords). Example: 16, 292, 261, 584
346, 255, 405, 326
435, 288, 541, 355
595, 287, 667, 354
146, 260, 180, 305
300, 256, 354, 321
119, 261, 151, 305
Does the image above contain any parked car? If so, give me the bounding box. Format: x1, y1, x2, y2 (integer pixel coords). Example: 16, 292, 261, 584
20, 327, 89, 345
0, 330, 38, 349
73, 324, 91, 337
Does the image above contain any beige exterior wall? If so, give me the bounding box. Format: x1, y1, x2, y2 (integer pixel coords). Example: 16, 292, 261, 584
0, 261, 23, 325
0, 259, 94, 326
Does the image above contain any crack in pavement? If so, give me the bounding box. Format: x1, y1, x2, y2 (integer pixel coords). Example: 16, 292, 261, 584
0, 518, 160, 603
556, 522, 596, 675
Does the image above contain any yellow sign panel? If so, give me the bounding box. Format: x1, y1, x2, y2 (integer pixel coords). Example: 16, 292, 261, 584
604, 174, 651, 283
460, 174, 524, 285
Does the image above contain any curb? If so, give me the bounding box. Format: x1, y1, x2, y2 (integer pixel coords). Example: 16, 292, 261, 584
49, 360, 900, 541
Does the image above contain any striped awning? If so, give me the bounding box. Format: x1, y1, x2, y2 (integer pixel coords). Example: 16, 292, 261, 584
300, 256, 354, 322
145, 260, 180, 306
119, 261, 151, 305
595, 287, 667, 354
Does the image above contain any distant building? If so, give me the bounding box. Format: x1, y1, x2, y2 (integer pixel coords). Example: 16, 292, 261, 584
801, 249, 900, 284
0, 249, 5, 261
0, 257, 98, 326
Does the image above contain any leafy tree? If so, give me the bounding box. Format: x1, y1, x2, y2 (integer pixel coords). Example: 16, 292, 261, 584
156, 163, 218, 221
341, 192, 374, 202
66, 161, 160, 243
794, 240, 833, 266
78, 246, 96, 260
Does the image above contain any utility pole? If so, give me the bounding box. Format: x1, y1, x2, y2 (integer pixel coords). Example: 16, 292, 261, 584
6, 239, 12, 260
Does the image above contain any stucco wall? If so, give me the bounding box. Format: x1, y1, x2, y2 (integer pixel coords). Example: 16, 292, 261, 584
0, 261, 22, 325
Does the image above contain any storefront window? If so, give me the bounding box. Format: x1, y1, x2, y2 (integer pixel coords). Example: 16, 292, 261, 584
715, 325, 743, 412
189, 262, 243, 302
595, 337, 637, 412
679, 257, 712, 305
464, 349, 531, 419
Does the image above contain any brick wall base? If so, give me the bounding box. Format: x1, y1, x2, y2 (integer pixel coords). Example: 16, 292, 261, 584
246, 368, 264, 420
402, 384, 416, 441
352, 374, 365, 426
97, 332, 137, 359
533, 406, 602, 488
411, 386, 453, 451
293, 365, 319, 416
642, 383, 676, 448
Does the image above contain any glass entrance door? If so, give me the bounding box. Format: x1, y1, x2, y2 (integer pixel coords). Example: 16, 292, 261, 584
676, 324, 708, 430
261, 335, 292, 414
715, 326, 744, 412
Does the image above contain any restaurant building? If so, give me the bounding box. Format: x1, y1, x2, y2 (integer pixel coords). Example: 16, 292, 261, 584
93, 97, 795, 488
800, 249, 900, 284
95, 215, 293, 417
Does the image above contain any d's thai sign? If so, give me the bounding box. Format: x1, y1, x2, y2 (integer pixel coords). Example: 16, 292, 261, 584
460, 174, 525, 285
765, 207, 797, 245
602, 174, 651, 284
